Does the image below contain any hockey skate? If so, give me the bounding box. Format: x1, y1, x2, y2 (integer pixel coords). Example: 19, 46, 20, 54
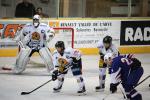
53, 85, 62, 93
95, 84, 105, 92
77, 86, 86, 96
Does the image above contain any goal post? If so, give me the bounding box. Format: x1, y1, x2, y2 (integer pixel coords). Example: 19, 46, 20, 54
53, 27, 74, 48
48, 27, 75, 49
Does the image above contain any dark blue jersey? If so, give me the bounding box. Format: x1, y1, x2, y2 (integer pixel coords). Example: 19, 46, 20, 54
110, 56, 132, 84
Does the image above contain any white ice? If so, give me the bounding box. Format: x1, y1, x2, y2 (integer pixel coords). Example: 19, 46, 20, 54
0, 54, 150, 100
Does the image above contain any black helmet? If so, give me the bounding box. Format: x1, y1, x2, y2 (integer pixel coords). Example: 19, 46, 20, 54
55, 41, 65, 49
103, 35, 112, 44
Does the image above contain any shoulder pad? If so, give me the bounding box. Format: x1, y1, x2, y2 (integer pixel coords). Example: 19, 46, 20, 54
40, 23, 48, 27
97, 40, 104, 48
65, 47, 73, 52
64, 47, 72, 54
52, 50, 58, 55
25, 23, 32, 27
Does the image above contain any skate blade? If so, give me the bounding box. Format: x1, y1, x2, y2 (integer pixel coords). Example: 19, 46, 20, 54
95, 89, 104, 92
53, 90, 61, 93
78, 92, 86, 96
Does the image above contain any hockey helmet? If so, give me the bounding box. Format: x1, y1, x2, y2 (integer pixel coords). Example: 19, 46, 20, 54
55, 41, 65, 49
103, 35, 112, 44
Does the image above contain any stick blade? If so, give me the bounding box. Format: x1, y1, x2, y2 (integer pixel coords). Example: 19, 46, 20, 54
21, 92, 30, 95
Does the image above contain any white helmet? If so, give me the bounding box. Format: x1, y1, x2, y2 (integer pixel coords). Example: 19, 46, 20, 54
33, 14, 41, 28
104, 53, 114, 63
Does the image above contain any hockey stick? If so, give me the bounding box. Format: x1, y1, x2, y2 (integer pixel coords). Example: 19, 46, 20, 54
21, 65, 71, 95
130, 75, 150, 93
119, 84, 128, 100
102, 82, 123, 100
118, 75, 150, 99
102, 86, 127, 100
102, 93, 110, 100
21, 79, 52, 95
102, 75, 150, 100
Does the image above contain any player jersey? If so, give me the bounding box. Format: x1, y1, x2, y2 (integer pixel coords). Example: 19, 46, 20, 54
97, 40, 118, 57
21, 23, 54, 50
52, 47, 81, 69
110, 56, 133, 84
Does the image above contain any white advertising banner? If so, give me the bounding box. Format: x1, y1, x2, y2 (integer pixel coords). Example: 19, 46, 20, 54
49, 20, 121, 48
0, 19, 121, 48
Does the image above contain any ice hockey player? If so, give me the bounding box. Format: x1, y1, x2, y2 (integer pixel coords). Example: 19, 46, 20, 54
13, 14, 55, 74
51, 41, 86, 94
104, 53, 143, 100
95, 35, 119, 92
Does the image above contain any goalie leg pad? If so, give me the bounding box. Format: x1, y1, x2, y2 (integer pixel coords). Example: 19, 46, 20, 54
39, 47, 54, 73
13, 48, 31, 74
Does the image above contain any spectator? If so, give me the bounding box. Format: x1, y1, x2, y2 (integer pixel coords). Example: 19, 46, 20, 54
36, 7, 49, 18
15, 0, 35, 18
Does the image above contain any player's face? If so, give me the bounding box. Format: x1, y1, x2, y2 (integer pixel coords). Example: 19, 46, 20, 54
105, 57, 113, 66
56, 47, 63, 53
104, 43, 110, 48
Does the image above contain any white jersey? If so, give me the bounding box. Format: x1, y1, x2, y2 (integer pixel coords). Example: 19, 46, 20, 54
15, 23, 54, 50
53, 47, 81, 67
97, 40, 118, 57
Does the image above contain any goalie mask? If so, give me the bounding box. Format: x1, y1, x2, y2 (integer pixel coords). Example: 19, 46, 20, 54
33, 14, 41, 28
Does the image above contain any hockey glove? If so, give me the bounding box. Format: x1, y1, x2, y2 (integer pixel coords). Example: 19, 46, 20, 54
71, 57, 78, 63
110, 83, 118, 93
52, 69, 59, 81
108, 67, 112, 74
100, 52, 104, 60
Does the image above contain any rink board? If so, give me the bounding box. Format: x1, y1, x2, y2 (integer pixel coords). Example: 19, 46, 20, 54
0, 46, 150, 57
0, 18, 150, 56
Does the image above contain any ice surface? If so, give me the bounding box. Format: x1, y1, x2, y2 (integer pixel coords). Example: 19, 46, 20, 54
0, 54, 149, 100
